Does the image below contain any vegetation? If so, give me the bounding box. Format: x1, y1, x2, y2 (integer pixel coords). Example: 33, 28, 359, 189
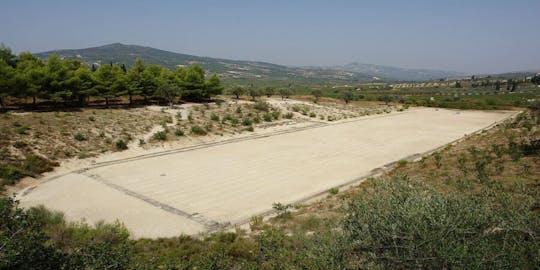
0, 45, 223, 109
1, 108, 538, 268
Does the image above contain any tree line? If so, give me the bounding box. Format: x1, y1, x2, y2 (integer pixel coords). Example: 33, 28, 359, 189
0, 44, 223, 108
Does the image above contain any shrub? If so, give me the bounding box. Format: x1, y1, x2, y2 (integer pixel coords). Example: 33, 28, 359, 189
153, 131, 167, 141
138, 139, 146, 146
0, 166, 22, 186
210, 113, 220, 121
253, 115, 261, 124
236, 106, 242, 114
309, 112, 316, 118
191, 125, 207, 135
88, 116, 95, 122
73, 133, 85, 141
174, 129, 184, 136
272, 202, 292, 218
254, 101, 270, 112
242, 118, 253, 126
271, 110, 281, 120
230, 117, 239, 126
246, 126, 254, 132
344, 179, 540, 269
284, 112, 294, 119
263, 113, 273, 122
115, 140, 128, 150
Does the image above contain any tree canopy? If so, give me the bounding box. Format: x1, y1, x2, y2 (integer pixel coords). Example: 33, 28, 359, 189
0, 46, 223, 108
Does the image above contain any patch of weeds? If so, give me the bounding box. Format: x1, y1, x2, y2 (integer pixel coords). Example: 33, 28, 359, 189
73, 133, 86, 141
272, 202, 293, 219
397, 160, 408, 167
328, 187, 339, 195
284, 112, 294, 119
16, 125, 30, 135
210, 113, 220, 121
191, 125, 207, 135
309, 112, 316, 118
249, 216, 264, 231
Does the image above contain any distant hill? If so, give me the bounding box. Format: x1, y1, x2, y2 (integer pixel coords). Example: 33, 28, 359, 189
35, 43, 377, 83
326, 62, 466, 81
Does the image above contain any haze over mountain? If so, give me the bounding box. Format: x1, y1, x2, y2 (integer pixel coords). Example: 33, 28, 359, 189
326, 62, 466, 81
35, 43, 469, 82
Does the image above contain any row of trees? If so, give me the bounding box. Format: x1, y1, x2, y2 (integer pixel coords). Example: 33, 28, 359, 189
0, 45, 223, 108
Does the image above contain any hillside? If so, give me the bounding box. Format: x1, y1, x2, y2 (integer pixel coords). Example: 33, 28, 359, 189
327, 62, 466, 81
35, 43, 376, 83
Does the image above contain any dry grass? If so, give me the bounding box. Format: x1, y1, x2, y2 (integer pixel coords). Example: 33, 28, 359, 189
0, 108, 167, 187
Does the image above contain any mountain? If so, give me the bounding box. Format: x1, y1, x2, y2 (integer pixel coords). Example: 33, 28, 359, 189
35, 43, 377, 83
326, 62, 466, 81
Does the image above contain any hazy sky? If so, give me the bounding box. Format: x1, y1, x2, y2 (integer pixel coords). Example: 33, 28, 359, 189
2, 0, 539, 74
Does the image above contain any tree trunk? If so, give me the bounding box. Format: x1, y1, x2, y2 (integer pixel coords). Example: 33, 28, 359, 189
129, 94, 133, 106
105, 97, 109, 107
32, 96, 36, 106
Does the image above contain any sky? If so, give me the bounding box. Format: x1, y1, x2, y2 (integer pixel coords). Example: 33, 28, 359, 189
2, 0, 539, 74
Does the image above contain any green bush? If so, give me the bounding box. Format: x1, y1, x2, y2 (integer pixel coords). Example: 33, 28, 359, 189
191, 125, 207, 135
152, 131, 167, 141
174, 129, 184, 136
73, 133, 85, 141
263, 113, 273, 122
343, 178, 540, 269
210, 113, 220, 121
272, 110, 281, 120
242, 118, 253, 126
284, 112, 294, 119
115, 139, 128, 150
0, 166, 22, 186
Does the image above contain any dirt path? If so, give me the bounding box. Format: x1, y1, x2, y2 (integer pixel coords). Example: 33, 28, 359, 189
17, 108, 515, 238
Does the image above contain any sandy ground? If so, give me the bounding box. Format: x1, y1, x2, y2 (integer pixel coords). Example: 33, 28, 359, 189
17, 108, 514, 238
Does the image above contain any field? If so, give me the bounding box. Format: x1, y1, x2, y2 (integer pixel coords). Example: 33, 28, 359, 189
16, 107, 513, 238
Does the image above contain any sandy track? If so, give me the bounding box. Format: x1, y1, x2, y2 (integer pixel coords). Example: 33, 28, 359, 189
18, 108, 514, 238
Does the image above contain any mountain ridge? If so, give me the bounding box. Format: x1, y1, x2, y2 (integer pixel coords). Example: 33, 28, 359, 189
35, 43, 477, 82
35, 43, 376, 83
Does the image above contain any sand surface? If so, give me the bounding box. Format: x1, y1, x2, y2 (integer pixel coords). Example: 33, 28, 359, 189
18, 108, 513, 238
